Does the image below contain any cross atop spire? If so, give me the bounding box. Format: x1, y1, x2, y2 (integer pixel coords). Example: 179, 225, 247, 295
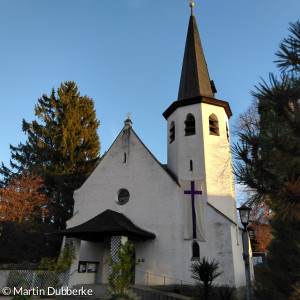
124, 112, 133, 128
126, 111, 132, 119
177, 5, 216, 100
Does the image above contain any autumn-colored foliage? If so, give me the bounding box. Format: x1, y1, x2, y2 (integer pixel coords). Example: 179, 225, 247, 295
0, 172, 51, 224
250, 202, 273, 253
290, 282, 300, 300
251, 222, 273, 253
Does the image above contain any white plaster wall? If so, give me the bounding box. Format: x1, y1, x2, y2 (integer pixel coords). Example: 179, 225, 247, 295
78, 241, 104, 284
198, 204, 237, 287
72, 127, 187, 284
167, 110, 179, 178
231, 227, 247, 287
201, 103, 237, 223
167, 102, 237, 223
68, 238, 81, 287
70, 240, 104, 286
79, 241, 103, 262
167, 104, 206, 182
68, 125, 244, 287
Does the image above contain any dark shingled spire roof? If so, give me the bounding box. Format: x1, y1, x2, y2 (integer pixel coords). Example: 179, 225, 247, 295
163, 6, 232, 120
178, 12, 214, 100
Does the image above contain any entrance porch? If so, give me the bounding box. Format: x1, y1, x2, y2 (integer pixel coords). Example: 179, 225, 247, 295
50, 209, 156, 287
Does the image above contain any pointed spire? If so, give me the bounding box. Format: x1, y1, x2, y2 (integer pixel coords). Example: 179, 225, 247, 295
178, 4, 215, 100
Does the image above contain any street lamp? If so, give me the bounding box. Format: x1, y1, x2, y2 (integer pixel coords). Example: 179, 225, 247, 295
238, 204, 252, 229
237, 204, 252, 300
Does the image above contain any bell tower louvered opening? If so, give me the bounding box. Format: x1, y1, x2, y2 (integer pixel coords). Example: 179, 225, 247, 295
185, 113, 196, 136
209, 114, 219, 136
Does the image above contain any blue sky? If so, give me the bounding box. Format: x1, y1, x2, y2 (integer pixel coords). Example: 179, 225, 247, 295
0, 0, 299, 201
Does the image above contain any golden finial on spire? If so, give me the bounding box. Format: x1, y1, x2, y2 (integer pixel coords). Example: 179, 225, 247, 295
189, 1, 194, 15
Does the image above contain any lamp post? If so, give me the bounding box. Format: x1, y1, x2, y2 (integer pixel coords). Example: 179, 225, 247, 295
237, 204, 252, 300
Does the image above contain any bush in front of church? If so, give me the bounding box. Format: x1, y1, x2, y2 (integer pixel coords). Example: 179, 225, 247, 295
0, 221, 61, 265
107, 242, 135, 298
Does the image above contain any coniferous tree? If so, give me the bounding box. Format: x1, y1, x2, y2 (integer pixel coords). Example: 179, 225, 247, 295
234, 21, 300, 220
0, 81, 100, 228
233, 21, 300, 299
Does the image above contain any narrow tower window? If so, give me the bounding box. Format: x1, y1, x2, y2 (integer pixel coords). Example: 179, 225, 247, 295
185, 114, 196, 136
209, 114, 219, 136
226, 123, 230, 142
169, 121, 175, 143
123, 152, 127, 163
190, 160, 193, 171
191, 241, 200, 260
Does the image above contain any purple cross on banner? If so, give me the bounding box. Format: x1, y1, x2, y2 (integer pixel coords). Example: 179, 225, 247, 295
184, 181, 202, 239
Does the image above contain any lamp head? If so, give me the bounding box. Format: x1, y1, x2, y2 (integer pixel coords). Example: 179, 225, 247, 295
237, 204, 252, 229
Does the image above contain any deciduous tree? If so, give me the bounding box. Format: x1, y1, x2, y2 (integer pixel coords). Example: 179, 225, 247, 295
249, 202, 273, 253
0, 172, 50, 224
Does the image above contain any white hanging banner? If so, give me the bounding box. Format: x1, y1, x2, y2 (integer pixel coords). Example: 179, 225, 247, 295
183, 180, 206, 241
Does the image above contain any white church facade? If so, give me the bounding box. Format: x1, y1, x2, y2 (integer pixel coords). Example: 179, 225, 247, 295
55, 5, 247, 290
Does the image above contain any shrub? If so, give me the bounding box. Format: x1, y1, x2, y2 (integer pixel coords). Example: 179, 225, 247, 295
108, 242, 135, 297
216, 285, 236, 300
190, 257, 222, 300
38, 240, 76, 289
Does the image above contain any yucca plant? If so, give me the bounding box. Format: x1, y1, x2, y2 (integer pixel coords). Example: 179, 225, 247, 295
190, 257, 222, 300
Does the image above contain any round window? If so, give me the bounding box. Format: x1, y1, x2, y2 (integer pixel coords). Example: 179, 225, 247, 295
117, 189, 130, 205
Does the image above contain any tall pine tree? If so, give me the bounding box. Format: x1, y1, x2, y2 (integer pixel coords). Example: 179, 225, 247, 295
233, 21, 300, 299
0, 81, 100, 228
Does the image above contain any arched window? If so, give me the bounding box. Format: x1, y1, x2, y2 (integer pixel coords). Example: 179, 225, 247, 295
169, 121, 175, 143
191, 241, 200, 260
209, 114, 219, 136
185, 114, 196, 136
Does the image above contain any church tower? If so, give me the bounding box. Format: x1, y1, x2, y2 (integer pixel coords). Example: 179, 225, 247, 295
163, 3, 237, 222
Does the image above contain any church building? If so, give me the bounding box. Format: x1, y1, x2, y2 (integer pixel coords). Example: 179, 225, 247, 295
56, 3, 247, 290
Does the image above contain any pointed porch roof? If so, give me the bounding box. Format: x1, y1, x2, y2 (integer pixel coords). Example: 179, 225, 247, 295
49, 209, 156, 242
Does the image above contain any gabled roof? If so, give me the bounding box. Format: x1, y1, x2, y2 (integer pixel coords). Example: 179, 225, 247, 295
50, 209, 156, 242
130, 128, 181, 186
177, 12, 214, 100
97, 122, 181, 187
